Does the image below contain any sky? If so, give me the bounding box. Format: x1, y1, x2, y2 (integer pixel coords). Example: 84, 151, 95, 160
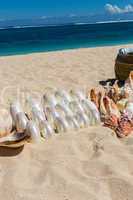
0, 0, 133, 19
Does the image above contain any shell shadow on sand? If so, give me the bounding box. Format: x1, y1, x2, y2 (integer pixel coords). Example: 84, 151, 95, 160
0, 145, 24, 157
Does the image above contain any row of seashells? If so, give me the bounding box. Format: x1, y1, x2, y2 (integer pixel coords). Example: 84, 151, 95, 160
0, 88, 100, 148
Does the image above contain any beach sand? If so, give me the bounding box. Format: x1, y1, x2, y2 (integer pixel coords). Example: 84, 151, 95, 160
0, 45, 133, 200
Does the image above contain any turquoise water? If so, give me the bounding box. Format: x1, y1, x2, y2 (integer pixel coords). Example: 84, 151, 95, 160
0, 21, 133, 56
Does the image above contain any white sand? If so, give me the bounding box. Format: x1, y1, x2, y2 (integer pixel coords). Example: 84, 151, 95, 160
0, 45, 133, 200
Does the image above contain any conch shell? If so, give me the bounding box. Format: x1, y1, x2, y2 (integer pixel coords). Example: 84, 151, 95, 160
15, 112, 28, 132
26, 121, 40, 143
10, 101, 23, 124
54, 116, 70, 133
103, 96, 120, 118
32, 108, 46, 126
44, 107, 59, 129
74, 111, 88, 128
0, 131, 28, 148
90, 88, 99, 109
81, 99, 100, 125
108, 81, 120, 103
0, 120, 40, 148
125, 71, 133, 90
117, 98, 128, 112
40, 120, 54, 138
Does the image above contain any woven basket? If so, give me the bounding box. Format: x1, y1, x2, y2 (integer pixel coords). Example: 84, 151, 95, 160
115, 58, 133, 80
117, 53, 133, 64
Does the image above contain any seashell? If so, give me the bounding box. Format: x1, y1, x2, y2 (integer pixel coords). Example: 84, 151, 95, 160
98, 91, 107, 116
0, 131, 28, 148
43, 94, 57, 107
79, 111, 90, 127
75, 112, 87, 128
69, 101, 84, 114
26, 97, 44, 120
45, 107, 60, 129
55, 104, 66, 117
15, 112, 28, 132
32, 107, 46, 126
54, 116, 70, 133
103, 96, 120, 118
90, 88, 99, 109
112, 80, 121, 102
27, 97, 43, 111
125, 71, 133, 90
31, 107, 54, 137
0, 109, 13, 137
81, 99, 100, 124
124, 102, 133, 119
0, 120, 40, 147
26, 121, 40, 143
65, 115, 80, 129
10, 101, 23, 124
55, 103, 73, 117
70, 89, 86, 102
40, 120, 54, 138
91, 110, 101, 125
55, 89, 72, 105
117, 98, 128, 112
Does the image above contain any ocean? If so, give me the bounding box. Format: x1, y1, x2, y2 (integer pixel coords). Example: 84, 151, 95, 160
0, 21, 133, 56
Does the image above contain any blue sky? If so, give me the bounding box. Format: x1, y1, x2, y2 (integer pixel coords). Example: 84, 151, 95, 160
0, 0, 133, 19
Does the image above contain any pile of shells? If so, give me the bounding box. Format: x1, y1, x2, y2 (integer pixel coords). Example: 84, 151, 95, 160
0, 88, 100, 148
90, 71, 133, 138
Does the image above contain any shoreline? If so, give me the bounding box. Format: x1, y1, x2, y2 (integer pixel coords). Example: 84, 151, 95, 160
1, 42, 133, 58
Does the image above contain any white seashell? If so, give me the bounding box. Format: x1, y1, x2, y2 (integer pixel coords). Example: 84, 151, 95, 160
40, 120, 54, 138
32, 107, 46, 125
69, 101, 84, 114
75, 112, 86, 128
26, 121, 40, 143
55, 104, 66, 117
45, 107, 60, 129
10, 102, 23, 124
31, 107, 53, 136
28, 98, 42, 111
65, 115, 80, 130
26, 97, 44, 120
81, 99, 100, 125
75, 111, 90, 128
43, 94, 57, 107
55, 103, 73, 117
70, 89, 86, 102
0, 131, 28, 147
0, 109, 12, 137
55, 89, 72, 105
91, 110, 101, 125
15, 112, 28, 132
54, 116, 70, 133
